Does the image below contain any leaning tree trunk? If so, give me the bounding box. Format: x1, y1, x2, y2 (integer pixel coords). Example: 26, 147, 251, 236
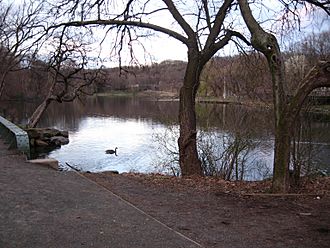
275, 61, 330, 188
27, 78, 57, 128
27, 98, 53, 128
0, 73, 8, 99
178, 50, 203, 176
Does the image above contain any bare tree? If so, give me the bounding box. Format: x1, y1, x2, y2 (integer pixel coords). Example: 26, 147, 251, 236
238, 0, 330, 192
0, 0, 44, 99
48, 0, 249, 176
27, 29, 104, 128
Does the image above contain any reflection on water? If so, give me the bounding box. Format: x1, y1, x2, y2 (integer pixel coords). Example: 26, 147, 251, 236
50, 117, 164, 173
1, 95, 329, 179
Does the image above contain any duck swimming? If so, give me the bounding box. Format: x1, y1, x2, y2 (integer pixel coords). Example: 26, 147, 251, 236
105, 147, 118, 156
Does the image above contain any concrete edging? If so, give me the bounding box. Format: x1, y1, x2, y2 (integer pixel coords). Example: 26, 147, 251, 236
0, 115, 30, 157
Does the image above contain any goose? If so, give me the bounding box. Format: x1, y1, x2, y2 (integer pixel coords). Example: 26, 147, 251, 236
106, 147, 118, 156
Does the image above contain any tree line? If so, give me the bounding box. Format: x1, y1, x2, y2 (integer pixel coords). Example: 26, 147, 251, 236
3, 29, 329, 102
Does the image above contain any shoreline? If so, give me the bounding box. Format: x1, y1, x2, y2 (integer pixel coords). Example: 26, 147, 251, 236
94, 90, 330, 115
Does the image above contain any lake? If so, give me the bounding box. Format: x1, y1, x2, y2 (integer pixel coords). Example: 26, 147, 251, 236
1, 95, 329, 180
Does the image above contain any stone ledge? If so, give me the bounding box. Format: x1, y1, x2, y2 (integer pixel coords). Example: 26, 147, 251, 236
28, 158, 59, 170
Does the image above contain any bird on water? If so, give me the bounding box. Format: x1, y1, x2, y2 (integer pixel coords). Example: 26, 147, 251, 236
105, 147, 118, 156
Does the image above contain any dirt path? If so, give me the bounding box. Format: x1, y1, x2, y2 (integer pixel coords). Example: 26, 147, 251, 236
84, 172, 330, 248
0, 143, 201, 248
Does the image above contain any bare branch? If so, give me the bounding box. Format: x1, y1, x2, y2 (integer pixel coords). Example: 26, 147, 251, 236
162, 0, 195, 39
296, 0, 330, 15
204, 0, 234, 50
50, 19, 189, 45
288, 60, 330, 119
202, 0, 212, 31
202, 30, 250, 63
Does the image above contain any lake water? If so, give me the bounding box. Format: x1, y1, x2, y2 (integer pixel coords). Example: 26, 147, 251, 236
1, 95, 329, 180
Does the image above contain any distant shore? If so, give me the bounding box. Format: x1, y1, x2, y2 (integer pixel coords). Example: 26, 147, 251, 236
95, 90, 270, 106
95, 90, 330, 114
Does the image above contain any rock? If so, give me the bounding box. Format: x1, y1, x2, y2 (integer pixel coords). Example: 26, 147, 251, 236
50, 136, 69, 146
60, 131, 69, 138
26, 129, 41, 139
43, 128, 61, 138
26, 128, 69, 153
42, 137, 51, 142
35, 139, 49, 147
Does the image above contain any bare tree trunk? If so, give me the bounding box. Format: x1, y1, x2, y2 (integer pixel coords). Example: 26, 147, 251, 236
0, 73, 8, 99
269, 52, 290, 192
292, 118, 303, 187
239, 0, 289, 192
272, 119, 291, 192
239, 0, 330, 193
27, 78, 57, 128
27, 98, 53, 128
178, 50, 203, 176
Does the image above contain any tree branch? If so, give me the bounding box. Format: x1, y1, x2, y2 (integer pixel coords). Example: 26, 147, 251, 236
162, 0, 195, 39
204, 0, 234, 50
297, 0, 330, 15
288, 60, 330, 120
202, 0, 212, 32
202, 30, 250, 63
50, 19, 189, 46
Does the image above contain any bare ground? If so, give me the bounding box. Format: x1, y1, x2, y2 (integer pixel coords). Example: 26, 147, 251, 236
83, 172, 330, 248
